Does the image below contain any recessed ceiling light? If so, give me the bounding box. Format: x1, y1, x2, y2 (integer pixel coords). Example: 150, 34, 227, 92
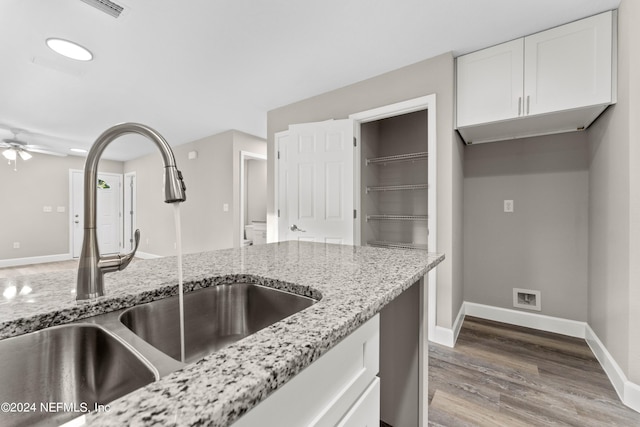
70, 148, 88, 153
46, 38, 93, 61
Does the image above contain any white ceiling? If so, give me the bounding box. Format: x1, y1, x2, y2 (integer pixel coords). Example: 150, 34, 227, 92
0, 0, 620, 161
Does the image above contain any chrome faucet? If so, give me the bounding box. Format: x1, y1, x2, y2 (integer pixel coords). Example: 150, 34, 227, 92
76, 123, 186, 300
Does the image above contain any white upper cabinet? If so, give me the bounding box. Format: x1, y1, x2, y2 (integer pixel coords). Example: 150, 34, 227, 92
457, 38, 524, 127
456, 10, 616, 144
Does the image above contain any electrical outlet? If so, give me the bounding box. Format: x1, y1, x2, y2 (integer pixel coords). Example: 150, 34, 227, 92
223, 203, 229, 212
43, 206, 53, 213
504, 200, 514, 213
57, 206, 65, 213
13, 242, 20, 249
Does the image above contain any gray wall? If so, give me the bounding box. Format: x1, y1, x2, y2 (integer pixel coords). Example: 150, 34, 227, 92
125, 130, 233, 256
267, 52, 465, 330
587, 0, 640, 384
124, 130, 266, 256
0, 154, 122, 260
463, 133, 589, 321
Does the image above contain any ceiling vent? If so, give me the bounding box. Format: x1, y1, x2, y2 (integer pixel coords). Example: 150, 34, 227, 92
80, 0, 124, 18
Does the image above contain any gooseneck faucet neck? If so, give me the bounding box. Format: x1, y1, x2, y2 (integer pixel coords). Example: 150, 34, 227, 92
77, 123, 186, 300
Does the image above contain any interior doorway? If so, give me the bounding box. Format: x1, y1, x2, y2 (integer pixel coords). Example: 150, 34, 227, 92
70, 170, 123, 257
239, 151, 267, 246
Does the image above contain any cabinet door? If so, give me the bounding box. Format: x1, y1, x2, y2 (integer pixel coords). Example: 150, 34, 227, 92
524, 11, 613, 115
231, 315, 379, 427
456, 38, 524, 127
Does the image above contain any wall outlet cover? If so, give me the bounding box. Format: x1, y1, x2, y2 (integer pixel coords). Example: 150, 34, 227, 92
504, 200, 514, 213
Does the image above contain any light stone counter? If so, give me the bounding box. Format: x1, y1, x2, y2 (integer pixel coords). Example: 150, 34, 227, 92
0, 241, 443, 426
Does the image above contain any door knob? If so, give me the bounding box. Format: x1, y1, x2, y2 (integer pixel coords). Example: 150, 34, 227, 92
290, 224, 306, 232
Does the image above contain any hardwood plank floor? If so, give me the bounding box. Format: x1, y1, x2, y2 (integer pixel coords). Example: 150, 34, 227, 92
0, 260, 79, 279
428, 317, 640, 426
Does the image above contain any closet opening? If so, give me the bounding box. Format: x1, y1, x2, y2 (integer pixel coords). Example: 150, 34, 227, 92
360, 109, 429, 251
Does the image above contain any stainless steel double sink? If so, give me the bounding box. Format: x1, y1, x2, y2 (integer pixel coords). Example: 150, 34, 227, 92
0, 282, 316, 426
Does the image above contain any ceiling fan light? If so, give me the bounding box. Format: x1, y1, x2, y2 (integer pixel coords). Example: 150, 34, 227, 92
46, 38, 93, 61
19, 150, 32, 161
2, 149, 16, 161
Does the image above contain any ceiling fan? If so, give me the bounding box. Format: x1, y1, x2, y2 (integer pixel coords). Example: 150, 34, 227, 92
1, 130, 67, 171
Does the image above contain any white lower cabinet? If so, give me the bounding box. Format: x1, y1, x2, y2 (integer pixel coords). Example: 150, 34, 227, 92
232, 315, 380, 426
336, 377, 380, 427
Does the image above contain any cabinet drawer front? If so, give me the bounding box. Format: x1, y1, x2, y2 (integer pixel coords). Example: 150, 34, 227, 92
336, 377, 380, 427
456, 38, 524, 127
232, 315, 379, 426
524, 10, 614, 115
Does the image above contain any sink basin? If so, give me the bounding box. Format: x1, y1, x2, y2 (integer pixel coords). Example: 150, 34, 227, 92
0, 324, 157, 427
120, 283, 316, 363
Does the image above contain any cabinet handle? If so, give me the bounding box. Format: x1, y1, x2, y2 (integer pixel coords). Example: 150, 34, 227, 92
526, 95, 530, 115
518, 97, 522, 116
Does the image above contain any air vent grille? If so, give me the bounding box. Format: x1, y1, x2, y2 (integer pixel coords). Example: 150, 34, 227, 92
80, 0, 124, 18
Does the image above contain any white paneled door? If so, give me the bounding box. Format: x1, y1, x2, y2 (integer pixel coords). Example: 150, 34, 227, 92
71, 170, 122, 257
278, 119, 354, 245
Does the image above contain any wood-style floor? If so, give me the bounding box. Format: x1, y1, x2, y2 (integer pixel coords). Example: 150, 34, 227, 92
428, 317, 640, 426
0, 259, 78, 279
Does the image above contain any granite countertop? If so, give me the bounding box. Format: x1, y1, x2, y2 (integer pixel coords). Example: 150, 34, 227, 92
0, 241, 443, 426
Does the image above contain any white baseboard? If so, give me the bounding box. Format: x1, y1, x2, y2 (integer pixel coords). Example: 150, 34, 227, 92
430, 325, 454, 347
135, 251, 164, 259
626, 381, 640, 414
464, 302, 587, 338
585, 324, 640, 413
0, 253, 72, 268
452, 303, 466, 344
429, 303, 466, 348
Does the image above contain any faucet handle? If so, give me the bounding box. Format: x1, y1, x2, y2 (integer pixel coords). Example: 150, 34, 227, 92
119, 229, 141, 270
98, 229, 140, 273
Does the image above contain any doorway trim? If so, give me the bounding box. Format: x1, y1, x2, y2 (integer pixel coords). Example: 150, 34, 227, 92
239, 151, 267, 247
